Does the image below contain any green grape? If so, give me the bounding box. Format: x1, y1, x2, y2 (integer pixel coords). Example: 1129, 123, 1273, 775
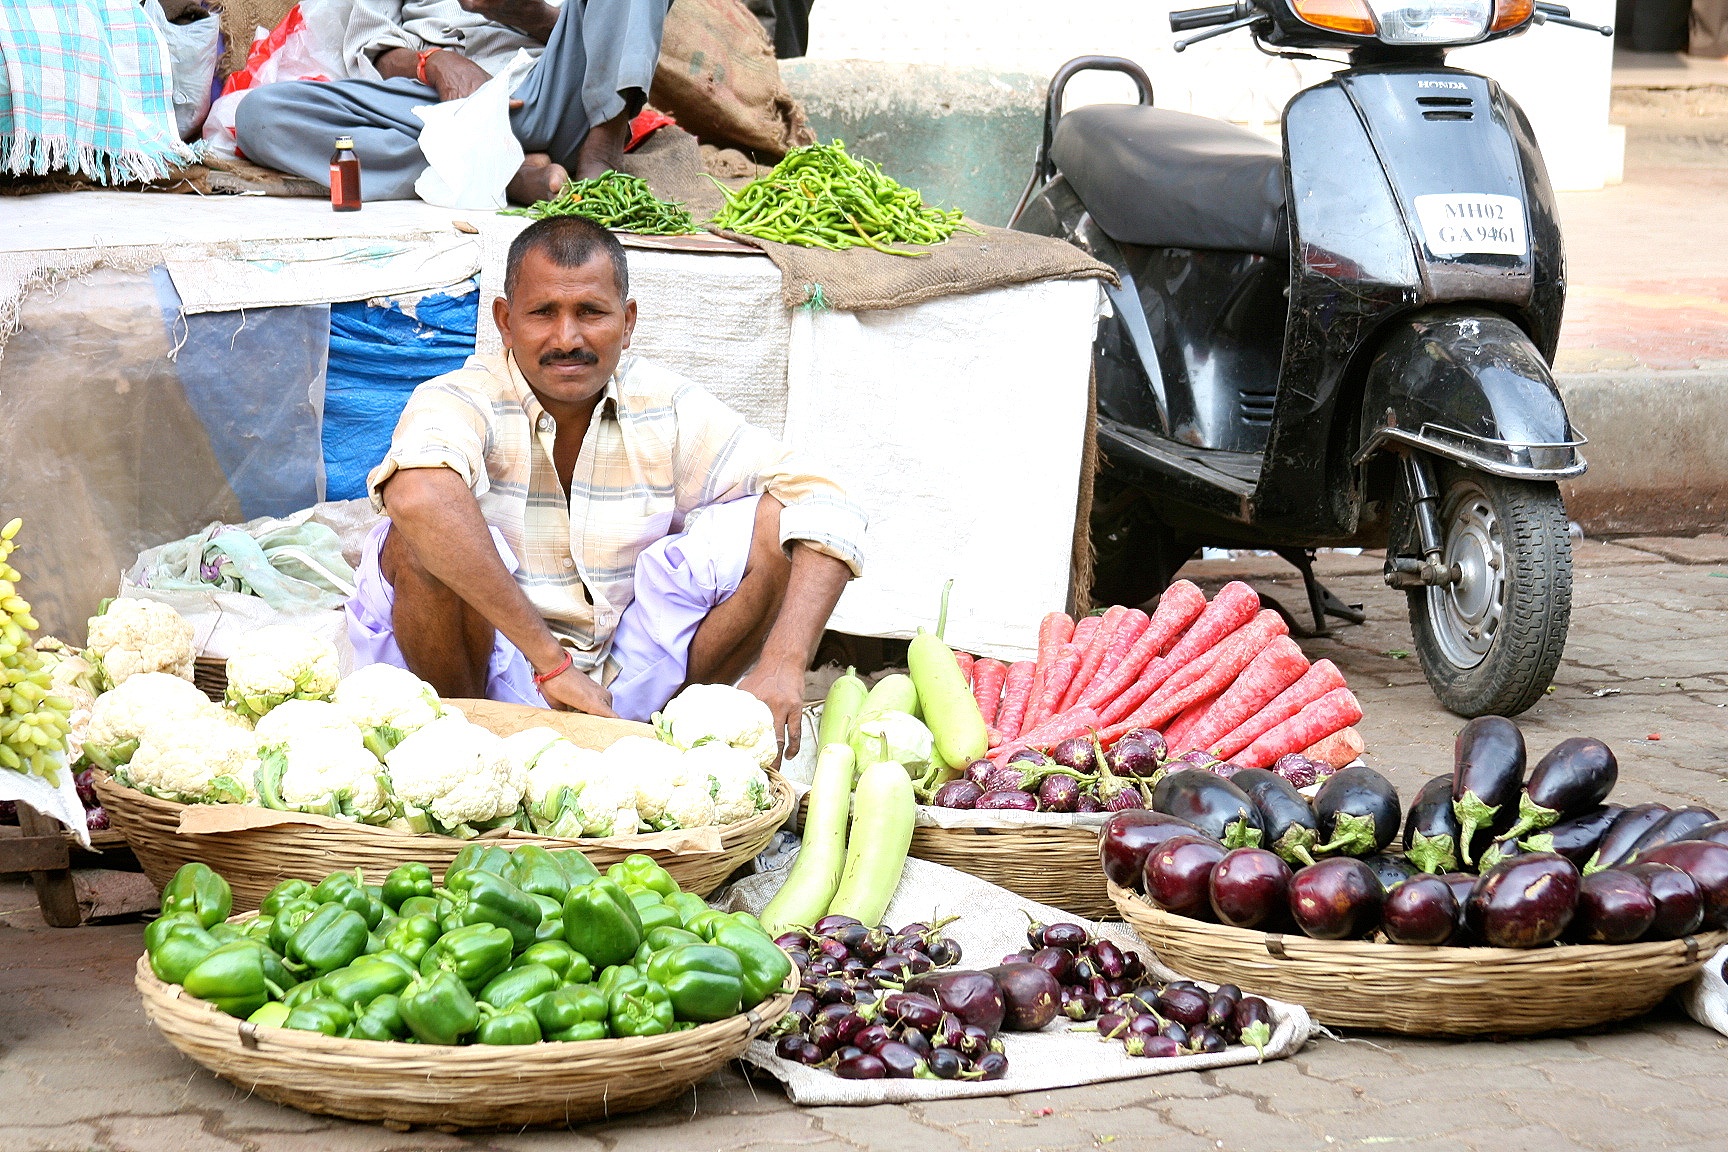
0, 520, 72, 787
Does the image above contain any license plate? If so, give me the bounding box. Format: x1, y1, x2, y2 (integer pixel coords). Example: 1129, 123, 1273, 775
1413, 193, 1527, 257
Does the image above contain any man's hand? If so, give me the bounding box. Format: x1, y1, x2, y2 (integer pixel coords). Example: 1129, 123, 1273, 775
539, 666, 618, 717
423, 50, 493, 102
456, 0, 560, 41
738, 661, 807, 762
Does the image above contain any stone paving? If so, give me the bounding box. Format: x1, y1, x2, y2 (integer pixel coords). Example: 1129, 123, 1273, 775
4, 539, 1727, 1152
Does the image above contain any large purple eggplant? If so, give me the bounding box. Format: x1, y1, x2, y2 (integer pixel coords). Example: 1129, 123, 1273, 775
1634, 840, 1728, 929
1403, 775, 1463, 874
1680, 820, 1728, 848
1523, 804, 1622, 868
1452, 716, 1527, 865
1150, 769, 1265, 849
1625, 862, 1706, 939
1208, 847, 1292, 929
1439, 872, 1480, 944
1098, 810, 1209, 891
1230, 768, 1319, 866
1288, 858, 1384, 940
983, 964, 1061, 1031
903, 970, 1006, 1033
1382, 874, 1457, 946
1465, 853, 1580, 948
1584, 803, 1671, 874
1312, 766, 1401, 857
1502, 737, 1619, 841
1145, 835, 1229, 919
1626, 806, 1721, 862
1566, 870, 1655, 944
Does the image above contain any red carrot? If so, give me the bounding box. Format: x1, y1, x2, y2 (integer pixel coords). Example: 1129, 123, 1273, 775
1162, 699, 1213, 754
1102, 610, 1289, 740
1025, 612, 1074, 735
994, 660, 1037, 741
991, 706, 1103, 761
1060, 605, 1128, 712
1070, 613, 1102, 653
954, 651, 975, 690
1231, 687, 1363, 770
1159, 581, 1260, 669
1181, 636, 1310, 755
1091, 607, 1149, 683
971, 658, 1009, 728
1305, 725, 1365, 769
1078, 584, 1206, 712
986, 726, 1006, 749
1027, 643, 1083, 732
1213, 659, 1348, 761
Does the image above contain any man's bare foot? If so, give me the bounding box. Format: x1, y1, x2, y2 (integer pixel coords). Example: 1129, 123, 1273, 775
506, 152, 567, 205
572, 112, 631, 180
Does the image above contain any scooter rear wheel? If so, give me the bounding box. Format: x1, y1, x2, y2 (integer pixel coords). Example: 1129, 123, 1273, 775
1401, 464, 1572, 718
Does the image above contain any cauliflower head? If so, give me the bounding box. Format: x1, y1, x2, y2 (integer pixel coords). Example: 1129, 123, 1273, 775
224, 625, 341, 723
683, 740, 772, 824
571, 773, 642, 838
658, 779, 717, 831
652, 683, 780, 769
124, 709, 261, 804
334, 663, 444, 758
257, 722, 390, 821
385, 715, 523, 835
83, 672, 215, 770
510, 729, 610, 836
85, 599, 195, 688
253, 699, 365, 748
601, 735, 687, 827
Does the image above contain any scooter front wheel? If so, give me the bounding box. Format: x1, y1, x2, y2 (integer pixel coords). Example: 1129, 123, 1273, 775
1402, 465, 1572, 718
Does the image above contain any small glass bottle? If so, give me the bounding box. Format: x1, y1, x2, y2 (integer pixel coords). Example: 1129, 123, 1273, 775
330, 136, 361, 212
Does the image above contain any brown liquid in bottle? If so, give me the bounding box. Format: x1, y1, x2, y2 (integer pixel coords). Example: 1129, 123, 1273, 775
330, 135, 361, 212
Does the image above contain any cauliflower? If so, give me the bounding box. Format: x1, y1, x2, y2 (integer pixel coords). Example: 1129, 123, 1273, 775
385, 715, 523, 836
509, 728, 610, 837
683, 741, 772, 824
601, 735, 688, 828
84, 599, 195, 689
658, 778, 717, 831
82, 672, 214, 770
571, 774, 642, 838
253, 699, 365, 748
256, 721, 390, 822
224, 625, 341, 723
652, 683, 780, 769
124, 709, 261, 804
334, 663, 445, 758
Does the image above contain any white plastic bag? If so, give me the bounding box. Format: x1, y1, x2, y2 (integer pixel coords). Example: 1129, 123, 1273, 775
413, 49, 535, 210
1681, 944, 1728, 1037
201, 1, 345, 162
144, 0, 223, 141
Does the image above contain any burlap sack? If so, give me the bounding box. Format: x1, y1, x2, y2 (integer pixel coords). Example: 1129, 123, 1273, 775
650, 0, 815, 157
209, 0, 298, 77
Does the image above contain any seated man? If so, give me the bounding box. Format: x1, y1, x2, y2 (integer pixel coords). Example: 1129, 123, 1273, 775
236, 0, 666, 203
348, 215, 864, 758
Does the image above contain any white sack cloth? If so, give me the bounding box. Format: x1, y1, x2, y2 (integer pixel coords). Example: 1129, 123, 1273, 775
0, 750, 87, 848
1681, 944, 1728, 1037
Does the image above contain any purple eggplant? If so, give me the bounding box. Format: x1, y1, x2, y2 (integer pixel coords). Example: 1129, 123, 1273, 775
1098, 809, 1210, 890
1403, 775, 1463, 874
1190, 1025, 1227, 1054
1150, 769, 1265, 849
1466, 853, 1580, 948
963, 759, 997, 788
1288, 858, 1384, 940
1108, 728, 1167, 779
932, 780, 984, 809
1006, 749, 1049, 767
1313, 766, 1401, 857
977, 789, 1040, 811
1475, 835, 1530, 875
1452, 716, 1527, 865
1636, 840, 1728, 928
1232, 997, 1274, 1058
1585, 803, 1671, 873
1155, 985, 1209, 1027
1038, 774, 1082, 813
1680, 820, 1728, 848
86, 805, 110, 831
1231, 767, 1320, 866
875, 1041, 925, 1078
1144, 834, 1229, 919
904, 970, 1006, 1034
1076, 793, 1106, 813
973, 1051, 1010, 1079
1523, 804, 1622, 868
1026, 945, 1073, 984
985, 963, 1061, 1031
1503, 737, 1619, 841
1625, 862, 1706, 939
1439, 872, 1480, 944
1208, 847, 1292, 929
1049, 735, 1101, 774
1362, 853, 1417, 892
1627, 806, 1722, 862
1272, 753, 1329, 790
1567, 870, 1656, 944
1381, 873, 1457, 945
1061, 986, 1099, 1021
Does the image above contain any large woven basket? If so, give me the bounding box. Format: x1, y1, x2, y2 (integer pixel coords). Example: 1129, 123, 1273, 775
99, 699, 791, 908
909, 824, 1111, 920
1108, 880, 1728, 1036
136, 953, 792, 1129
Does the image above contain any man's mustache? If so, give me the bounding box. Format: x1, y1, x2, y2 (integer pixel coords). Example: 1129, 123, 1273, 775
540, 348, 599, 366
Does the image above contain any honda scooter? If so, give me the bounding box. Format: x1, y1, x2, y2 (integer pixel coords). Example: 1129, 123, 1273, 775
1011, 0, 1612, 717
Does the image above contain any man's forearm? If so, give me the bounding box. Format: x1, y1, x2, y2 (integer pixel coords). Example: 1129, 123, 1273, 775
374, 47, 421, 81
758, 544, 851, 675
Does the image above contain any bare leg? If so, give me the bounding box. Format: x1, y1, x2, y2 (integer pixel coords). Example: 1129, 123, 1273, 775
380, 526, 495, 699
572, 110, 632, 179
685, 497, 793, 687
507, 152, 569, 205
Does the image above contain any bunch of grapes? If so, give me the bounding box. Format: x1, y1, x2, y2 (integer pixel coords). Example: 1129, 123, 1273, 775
0, 519, 73, 784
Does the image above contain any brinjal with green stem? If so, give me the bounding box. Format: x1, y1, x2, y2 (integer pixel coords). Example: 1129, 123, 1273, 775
1501, 737, 1619, 841
1583, 803, 1670, 874
1312, 766, 1401, 857
1451, 716, 1527, 866
1149, 769, 1265, 850
1381, 874, 1457, 946
1288, 858, 1384, 940
1229, 768, 1319, 866
1522, 804, 1621, 868
1626, 806, 1721, 861
1403, 776, 1463, 874
1465, 853, 1580, 948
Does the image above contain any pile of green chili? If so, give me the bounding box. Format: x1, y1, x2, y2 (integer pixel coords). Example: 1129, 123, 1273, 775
709, 140, 973, 256
502, 170, 697, 235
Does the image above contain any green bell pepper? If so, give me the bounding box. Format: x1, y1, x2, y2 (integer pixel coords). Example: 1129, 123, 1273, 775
528, 892, 565, 944
444, 844, 512, 885
419, 923, 514, 991
533, 984, 609, 1042
241, 915, 276, 943
381, 863, 435, 911
633, 940, 655, 969
608, 854, 678, 900
365, 949, 418, 978
312, 869, 380, 928
283, 997, 353, 1036
182, 941, 285, 1017
147, 919, 220, 985
259, 878, 313, 918
597, 963, 640, 996
382, 914, 442, 967
548, 848, 601, 888
397, 895, 441, 921
287, 903, 370, 975
268, 897, 321, 955
362, 930, 388, 955
160, 862, 233, 929
646, 944, 743, 1022
667, 892, 710, 927
320, 956, 412, 1009
478, 962, 561, 1009
606, 974, 675, 1037
347, 993, 407, 1041
563, 877, 643, 968
207, 923, 243, 944
682, 909, 731, 942
645, 926, 704, 953
399, 970, 481, 1045
730, 911, 766, 933
476, 1003, 542, 1044
438, 869, 541, 951
509, 845, 571, 902
144, 911, 200, 951
283, 980, 323, 1009
247, 1001, 291, 1028
712, 923, 795, 1010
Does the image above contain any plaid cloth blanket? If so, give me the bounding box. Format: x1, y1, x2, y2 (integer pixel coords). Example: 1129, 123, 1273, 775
0, 0, 197, 182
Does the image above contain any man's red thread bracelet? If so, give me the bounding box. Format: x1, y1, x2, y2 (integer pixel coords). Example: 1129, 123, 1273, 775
416, 48, 442, 85
533, 651, 573, 685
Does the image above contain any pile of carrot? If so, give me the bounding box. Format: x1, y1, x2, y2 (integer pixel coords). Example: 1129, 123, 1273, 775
961, 580, 1363, 770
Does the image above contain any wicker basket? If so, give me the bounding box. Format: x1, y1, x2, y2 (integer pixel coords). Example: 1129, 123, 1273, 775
136, 952, 792, 1129
909, 823, 1111, 920
192, 656, 228, 704
1108, 879, 1728, 1036
99, 699, 791, 908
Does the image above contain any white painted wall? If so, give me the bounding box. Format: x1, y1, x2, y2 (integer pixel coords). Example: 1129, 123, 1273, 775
805, 1, 1620, 190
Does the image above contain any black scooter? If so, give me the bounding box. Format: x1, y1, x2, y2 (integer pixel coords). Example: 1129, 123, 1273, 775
1011, 0, 1612, 718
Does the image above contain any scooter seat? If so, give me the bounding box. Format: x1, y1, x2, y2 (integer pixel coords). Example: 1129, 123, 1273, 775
1051, 104, 1287, 257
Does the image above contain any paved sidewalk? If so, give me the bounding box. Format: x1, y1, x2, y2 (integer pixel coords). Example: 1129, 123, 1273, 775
5, 539, 1728, 1151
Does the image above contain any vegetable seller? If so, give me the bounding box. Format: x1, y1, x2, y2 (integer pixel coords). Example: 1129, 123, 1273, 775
233, 0, 668, 204
348, 215, 866, 757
